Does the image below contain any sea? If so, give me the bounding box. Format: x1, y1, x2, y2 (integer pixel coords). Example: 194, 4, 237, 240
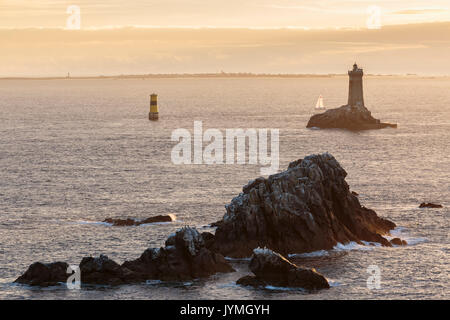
0, 76, 448, 299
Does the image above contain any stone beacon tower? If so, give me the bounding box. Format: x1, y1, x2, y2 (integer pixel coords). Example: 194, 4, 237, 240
347, 63, 364, 107
149, 93, 159, 120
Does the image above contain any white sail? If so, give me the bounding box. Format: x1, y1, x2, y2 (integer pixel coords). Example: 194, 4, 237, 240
315, 95, 325, 109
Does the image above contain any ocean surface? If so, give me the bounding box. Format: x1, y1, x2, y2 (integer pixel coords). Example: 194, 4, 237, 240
0, 77, 448, 299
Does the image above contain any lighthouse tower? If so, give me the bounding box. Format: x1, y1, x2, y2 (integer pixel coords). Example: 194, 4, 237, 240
347, 63, 364, 107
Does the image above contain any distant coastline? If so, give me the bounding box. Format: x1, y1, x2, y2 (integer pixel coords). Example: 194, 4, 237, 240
0, 72, 447, 80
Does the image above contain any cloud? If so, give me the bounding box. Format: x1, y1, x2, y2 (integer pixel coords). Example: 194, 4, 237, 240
393, 9, 448, 15
0, 22, 449, 76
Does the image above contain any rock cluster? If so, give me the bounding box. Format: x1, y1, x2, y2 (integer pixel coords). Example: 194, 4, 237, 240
103, 214, 175, 226
123, 227, 234, 281
15, 227, 233, 286
237, 248, 329, 290
211, 153, 397, 258
306, 105, 397, 130
16, 153, 404, 292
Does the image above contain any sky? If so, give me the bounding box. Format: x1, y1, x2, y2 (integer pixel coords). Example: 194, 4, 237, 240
1, 0, 450, 76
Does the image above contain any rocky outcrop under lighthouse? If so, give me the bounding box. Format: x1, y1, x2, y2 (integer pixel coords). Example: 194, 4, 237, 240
307, 104, 397, 130
211, 153, 398, 258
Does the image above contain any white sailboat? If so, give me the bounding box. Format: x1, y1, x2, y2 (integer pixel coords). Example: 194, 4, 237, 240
315, 95, 326, 110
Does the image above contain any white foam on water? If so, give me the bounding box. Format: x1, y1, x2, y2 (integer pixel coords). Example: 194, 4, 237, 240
218, 283, 241, 289
327, 279, 342, 287
288, 234, 420, 258
361, 241, 382, 247
225, 257, 251, 261
288, 242, 377, 258
386, 227, 428, 246
264, 285, 305, 292
333, 241, 373, 251
145, 280, 162, 285
288, 250, 329, 258
253, 247, 274, 255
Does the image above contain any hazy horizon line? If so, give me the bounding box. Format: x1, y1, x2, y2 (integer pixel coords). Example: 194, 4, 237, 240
2, 72, 448, 80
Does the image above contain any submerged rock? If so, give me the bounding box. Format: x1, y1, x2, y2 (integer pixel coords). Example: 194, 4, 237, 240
211, 153, 397, 258
14, 261, 69, 286
390, 238, 407, 246
236, 248, 329, 290
103, 214, 175, 226
419, 202, 442, 208
307, 105, 397, 130
122, 227, 234, 281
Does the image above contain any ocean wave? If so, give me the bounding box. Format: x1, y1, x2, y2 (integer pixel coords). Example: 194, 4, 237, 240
328, 280, 342, 287
387, 227, 428, 246
288, 242, 375, 258
264, 285, 306, 291
224, 257, 251, 261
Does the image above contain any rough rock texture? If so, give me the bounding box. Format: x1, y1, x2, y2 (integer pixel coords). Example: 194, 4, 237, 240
14, 262, 69, 286
306, 105, 397, 130
390, 238, 407, 246
419, 202, 442, 208
211, 153, 397, 258
236, 248, 329, 290
122, 227, 234, 281
103, 214, 175, 226
79, 255, 141, 285
15, 227, 234, 286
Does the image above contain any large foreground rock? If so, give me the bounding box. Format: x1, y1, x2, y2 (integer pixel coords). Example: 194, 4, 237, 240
123, 227, 234, 281
307, 105, 397, 130
15, 227, 234, 286
211, 153, 397, 258
237, 248, 329, 290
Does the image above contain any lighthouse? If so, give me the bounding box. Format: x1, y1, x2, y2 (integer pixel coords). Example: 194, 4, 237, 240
347, 63, 364, 107
149, 93, 159, 120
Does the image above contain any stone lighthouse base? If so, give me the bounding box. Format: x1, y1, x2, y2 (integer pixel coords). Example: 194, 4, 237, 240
306, 104, 397, 131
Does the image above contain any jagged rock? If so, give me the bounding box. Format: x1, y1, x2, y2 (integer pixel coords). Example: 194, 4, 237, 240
307, 105, 397, 130
103, 214, 175, 226
390, 238, 407, 246
419, 202, 442, 208
201, 232, 216, 249
236, 248, 329, 290
211, 153, 396, 258
79, 255, 141, 285
14, 262, 69, 286
122, 227, 234, 281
